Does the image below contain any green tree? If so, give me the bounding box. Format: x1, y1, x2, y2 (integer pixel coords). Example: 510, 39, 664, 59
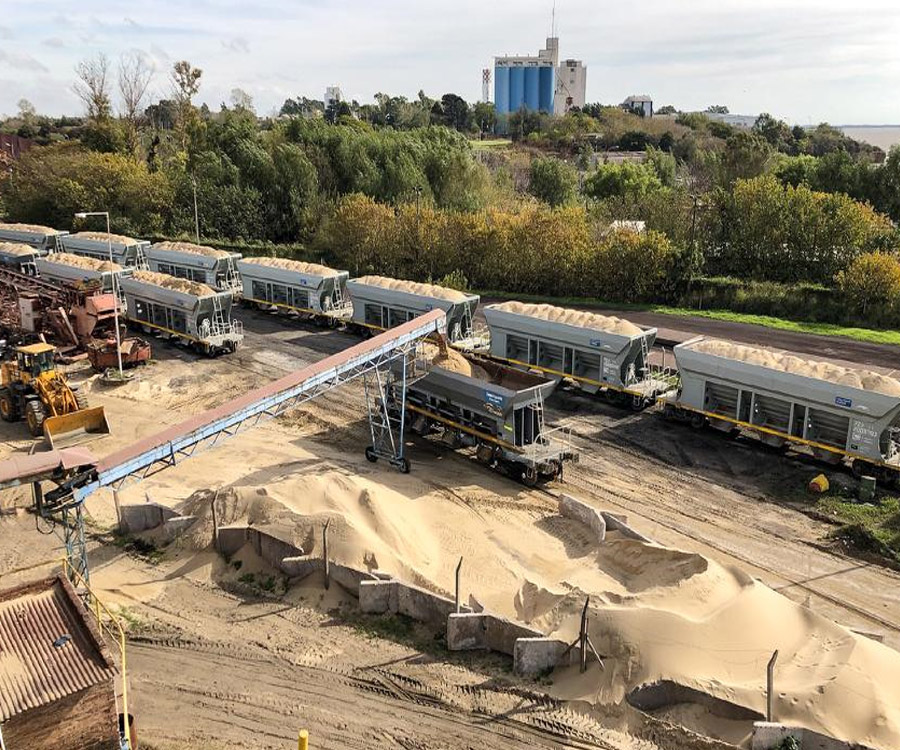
836, 252, 900, 315
528, 157, 577, 206
720, 131, 771, 185
171, 60, 203, 150
583, 161, 663, 200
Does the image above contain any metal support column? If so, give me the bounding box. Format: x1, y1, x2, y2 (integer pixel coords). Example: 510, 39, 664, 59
364, 350, 411, 473
61, 504, 89, 584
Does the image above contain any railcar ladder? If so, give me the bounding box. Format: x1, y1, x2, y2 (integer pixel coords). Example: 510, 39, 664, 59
134, 245, 149, 271
639, 333, 651, 379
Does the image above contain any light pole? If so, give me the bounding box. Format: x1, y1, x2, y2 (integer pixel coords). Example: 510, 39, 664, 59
74, 211, 124, 378
191, 174, 200, 243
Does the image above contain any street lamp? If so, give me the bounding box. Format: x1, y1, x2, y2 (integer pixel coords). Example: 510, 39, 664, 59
74, 211, 124, 378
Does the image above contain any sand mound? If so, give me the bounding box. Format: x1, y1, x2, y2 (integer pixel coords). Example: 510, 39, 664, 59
131, 270, 215, 297
68, 230, 140, 246
353, 275, 469, 303
43, 252, 121, 273
241, 256, 338, 276
153, 241, 232, 259
420, 342, 490, 380
692, 338, 900, 397
491, 301, 643, 337
0, 242, 37, 257
0, 222, 60, 235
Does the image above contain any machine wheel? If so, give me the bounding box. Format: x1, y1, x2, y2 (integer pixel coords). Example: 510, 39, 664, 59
0, 389, 17, 422
365, 446, 378, 463
397, 457, 411, 474
74, 389, 89, 410
25, 400, 46, 437
522, 466, 539, 487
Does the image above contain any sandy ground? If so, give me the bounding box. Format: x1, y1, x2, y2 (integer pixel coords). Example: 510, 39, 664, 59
2, 307, 900, 749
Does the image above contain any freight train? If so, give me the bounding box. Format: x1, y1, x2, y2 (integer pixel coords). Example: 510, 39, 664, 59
148, 241, 242, 294
4, 221, 897, 483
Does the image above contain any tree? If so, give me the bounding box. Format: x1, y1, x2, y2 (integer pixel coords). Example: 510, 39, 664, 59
705, 105, 729, 114
720, 131, 771, 185
17, 98, 36, 120
656, 105, 677, 115
118, 52, 153, 155
583, 161, 663, 201
438, 93, 472, 132
73, 53, 112, 121
230, 88, 254, 112
472, 102, 497, 135
171, 60, 202, 149
753, 113, 795, 153
528, 157, 577, 206
836, 252, 900, 315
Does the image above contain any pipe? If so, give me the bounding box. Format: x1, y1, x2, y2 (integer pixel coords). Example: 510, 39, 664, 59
767, 650, 779, 722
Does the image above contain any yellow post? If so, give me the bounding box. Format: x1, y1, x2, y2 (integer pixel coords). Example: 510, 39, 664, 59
298, 729, 309, 750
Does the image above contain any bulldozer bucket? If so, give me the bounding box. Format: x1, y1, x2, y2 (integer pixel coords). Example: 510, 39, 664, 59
43, 407, 111, 449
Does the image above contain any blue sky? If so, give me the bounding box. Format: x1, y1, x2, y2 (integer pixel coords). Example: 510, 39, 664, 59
2, 0, 899, 124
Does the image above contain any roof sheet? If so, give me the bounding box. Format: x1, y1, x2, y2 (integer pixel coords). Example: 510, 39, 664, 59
0, 448, 97, 488
0, 575, 115, 721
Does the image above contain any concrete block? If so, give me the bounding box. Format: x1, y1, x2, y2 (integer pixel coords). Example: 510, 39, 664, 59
254, 531, 303, 567
513, 637, 568, 677
395, 582, 467, 627
160, 515, 197, 542
559, 494, 606, 542
484, 617, 545, 655
751, 723, 800, 750
600, 511, 653, 543
359, 580, 395, 614
447, 613, 487, 651
216, 525, 249, 556
330, 563, 378, 597
280, 556, 322, 580
120, 503, 178, 534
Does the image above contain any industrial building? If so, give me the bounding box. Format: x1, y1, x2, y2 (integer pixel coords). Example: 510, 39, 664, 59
493, 36, 586, 121
0, 575, 121, 749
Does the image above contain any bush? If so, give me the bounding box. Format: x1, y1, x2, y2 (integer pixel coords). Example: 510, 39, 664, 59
836, 252, 900, 315
583, 161, 663, 201
528, 157, 577, 206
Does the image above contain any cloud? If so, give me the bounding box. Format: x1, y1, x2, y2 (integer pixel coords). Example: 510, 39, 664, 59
42, 37, 66, 48
221, 37, 250, 54
0, 25, 12, 40
0, 50, 50, 74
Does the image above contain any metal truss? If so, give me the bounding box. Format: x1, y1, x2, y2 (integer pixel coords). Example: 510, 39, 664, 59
73, 310, 445, 502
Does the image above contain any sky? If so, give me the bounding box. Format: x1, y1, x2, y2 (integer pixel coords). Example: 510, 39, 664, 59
2, 0, 900, 124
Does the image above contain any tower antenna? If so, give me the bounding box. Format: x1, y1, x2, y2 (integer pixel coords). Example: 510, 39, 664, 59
552, 0, 557, 38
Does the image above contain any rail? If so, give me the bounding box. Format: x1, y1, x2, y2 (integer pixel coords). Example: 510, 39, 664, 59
61, 557, 131, 750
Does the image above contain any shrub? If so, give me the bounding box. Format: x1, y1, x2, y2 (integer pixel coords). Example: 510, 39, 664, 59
836, 252, 900, 315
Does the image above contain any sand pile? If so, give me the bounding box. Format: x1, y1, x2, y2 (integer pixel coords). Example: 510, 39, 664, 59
68, 231, 140, 246
353, 275, 469, 303
153, 241, 232, 259
420, 342, 490, 380
242, 257, 338, 276
692, 338, 900, 397
0, 242, 37, 257
0, 222, 59, 235
131, 270, 215, 297
43, 252, 122, 273
491, 301, 643, 337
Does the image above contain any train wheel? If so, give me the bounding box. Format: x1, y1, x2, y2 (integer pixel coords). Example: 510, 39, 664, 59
630, 395, 646, 412
365, 446, 378, 463
689, 413, 706, 430
522, 466, 539, 487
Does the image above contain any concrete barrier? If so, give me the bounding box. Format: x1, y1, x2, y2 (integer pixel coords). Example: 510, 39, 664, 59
359, 580, 396, 613
216, 525, 306, 577
159, 515, 197, 542
331, 563, 378, 597
628, 680, 762, 721
447, 612, 545, 654
281, 556, 322, 580
600, 511, 654, 543
358, 579, 472, 627
513, 637, 572, 677
216, 524, 250, 557
559, 494, 606, 542
119, 502, 179, 534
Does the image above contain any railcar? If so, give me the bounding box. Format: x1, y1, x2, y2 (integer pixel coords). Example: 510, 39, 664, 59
35, 253, 126, 294
346, 276, 479, 343
0, 242, 41, 275
120, 270, 243, 355
59, 232, 150, 270
667, 336, 900, 480
237, 257, 351, 321
148, 241, 242, 294
0, 223, 66, 253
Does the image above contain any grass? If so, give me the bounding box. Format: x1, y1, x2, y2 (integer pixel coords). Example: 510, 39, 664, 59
471, 138, 513, 150
814, 494, 900, 563
475, 288, 900, 347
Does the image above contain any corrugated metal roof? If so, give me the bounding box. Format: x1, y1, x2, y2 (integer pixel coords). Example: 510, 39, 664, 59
0, 575, 115, 721
0, 448, 97, 488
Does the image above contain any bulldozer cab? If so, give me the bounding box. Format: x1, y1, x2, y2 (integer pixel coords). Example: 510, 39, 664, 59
16, 343, 58, 383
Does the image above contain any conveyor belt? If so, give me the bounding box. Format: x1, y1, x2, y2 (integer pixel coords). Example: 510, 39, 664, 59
72, 308, 445, 501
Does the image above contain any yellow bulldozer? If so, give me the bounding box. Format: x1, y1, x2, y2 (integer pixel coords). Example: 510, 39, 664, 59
0, 343, 110, 448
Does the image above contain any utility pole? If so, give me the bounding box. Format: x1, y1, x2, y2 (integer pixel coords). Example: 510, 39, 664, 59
191, 175, 200, 243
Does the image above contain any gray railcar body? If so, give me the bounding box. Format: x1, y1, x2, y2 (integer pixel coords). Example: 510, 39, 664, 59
482, 304, 658, 395
0, 245, 41, 275
119, 276, 243, 354
672, 336, 900, 470
346, 280, 478, 342
148, 245, 242, 293
0, 225, 66, 253
35, 256, 126, 294
237, 260, 349, 315
59, 234, 150, 269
